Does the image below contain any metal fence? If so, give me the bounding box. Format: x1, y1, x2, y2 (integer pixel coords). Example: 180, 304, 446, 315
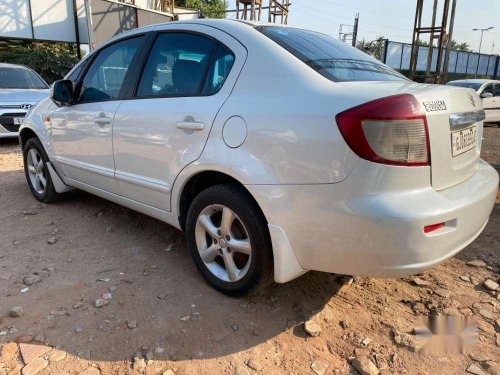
383, 40, 500, 79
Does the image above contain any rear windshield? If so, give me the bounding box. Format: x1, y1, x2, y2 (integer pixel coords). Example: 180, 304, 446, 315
257, 26, 406, 83
0, 67, 49, 89
446, 82, 482, 91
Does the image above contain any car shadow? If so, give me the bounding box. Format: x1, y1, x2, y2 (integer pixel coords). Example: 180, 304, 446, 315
0, 167, 344, 363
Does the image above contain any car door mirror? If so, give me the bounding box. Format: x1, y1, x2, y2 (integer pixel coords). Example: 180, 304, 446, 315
51, 80, 74, 105
481, 92, 493, 99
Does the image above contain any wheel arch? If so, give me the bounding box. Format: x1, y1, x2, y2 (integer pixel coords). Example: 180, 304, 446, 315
19, 127, 39, 149
176, 169, 269, 232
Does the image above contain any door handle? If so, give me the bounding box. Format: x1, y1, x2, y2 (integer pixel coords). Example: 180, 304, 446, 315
176, 121, 205, 131
95, 116, 112, 125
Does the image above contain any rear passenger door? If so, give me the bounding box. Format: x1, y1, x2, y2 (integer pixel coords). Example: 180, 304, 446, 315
113, 25, 246, 211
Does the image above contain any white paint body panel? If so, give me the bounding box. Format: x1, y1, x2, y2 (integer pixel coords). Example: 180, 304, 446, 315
20, 20, 499, 284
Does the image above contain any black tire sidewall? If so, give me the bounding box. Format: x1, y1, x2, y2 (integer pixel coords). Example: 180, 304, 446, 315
186, 184, 273, 296
23, 138, 55, 202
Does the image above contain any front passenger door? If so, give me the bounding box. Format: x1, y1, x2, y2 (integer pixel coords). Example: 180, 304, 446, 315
112, 26, 246, 211
50, 36, 144, 193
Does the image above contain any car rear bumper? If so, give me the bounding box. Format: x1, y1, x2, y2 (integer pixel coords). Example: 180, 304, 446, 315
250, 159, 498, 280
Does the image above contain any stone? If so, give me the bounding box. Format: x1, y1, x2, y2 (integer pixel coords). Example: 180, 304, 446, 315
484, 279, 499, 291
460, 275, 471, 283
434, 288, 451, 298
47, 349, 66, 362
47, 237, 57, 245
127, 320, 137, 329
340, 320, 350, 329
246, 359, 263, 371
9, 306, 23, 317
144, 350, 154, 360
466, 364, 486, 375
94, 299, 108, 308
78, 367, 101, 375
393, 330, 414, 349
467, 259, 487, 267
304, 320, 322, 337
34, 270, 50, 279
162, 371, 176, 375
495, 318, 500, 331
16, 335, 34, 343
351, 357, 380, 375
19, 344, 51, 365
73, 302, 83, 309
361, 338, 372, 346
1, 342, 18, 363
154, 347, 165, 354
479, 309, 495, 320
496, 333, 500, 347
33, 334, 45, 343
413, 277, 430, 287
23, 275, 41, 286
311, 360, 329, 375
21, 357, 48, 375
234, 365, 249, 375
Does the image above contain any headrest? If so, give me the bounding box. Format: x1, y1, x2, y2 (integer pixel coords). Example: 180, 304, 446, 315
172, 59, 204, 94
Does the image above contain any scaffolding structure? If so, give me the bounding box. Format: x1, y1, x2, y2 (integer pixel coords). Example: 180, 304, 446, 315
409, 0, 457, 83
236, 0, 291, 24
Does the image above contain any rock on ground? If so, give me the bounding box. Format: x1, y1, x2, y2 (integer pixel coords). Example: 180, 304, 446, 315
9, 306, 23, 317
78, 367, 101, 375
21, 357, 48, 375
466, 364, 487, 375
311, 360, 329, 375
246, 359, 263, 371
19, 344, 51, 365
351, 357, 380, 375
483, 279, 499, 291
304, 320, 322, 337
234, 365, 250, 375
466, 259, 488, 267
47, 349, 66, 363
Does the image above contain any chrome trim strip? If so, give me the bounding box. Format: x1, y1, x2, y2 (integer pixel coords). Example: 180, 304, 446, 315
115, 170, 171, 194
449, 110, 485, 131
55, 157, 115, 178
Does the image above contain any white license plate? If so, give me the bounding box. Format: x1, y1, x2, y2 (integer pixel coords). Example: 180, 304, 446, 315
451, 125, 477, 157
13, 117, 24, 125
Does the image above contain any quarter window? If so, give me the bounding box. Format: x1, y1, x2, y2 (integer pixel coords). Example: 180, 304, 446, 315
482, 84, 494, 96
203, 44, 235, 95
136, 33, 216, 97
78, 36, 143, 103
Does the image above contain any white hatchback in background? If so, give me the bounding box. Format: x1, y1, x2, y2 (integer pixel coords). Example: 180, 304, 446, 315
447, 79, 500, 124
0, 63, 50, 138
19, 20, 499, 296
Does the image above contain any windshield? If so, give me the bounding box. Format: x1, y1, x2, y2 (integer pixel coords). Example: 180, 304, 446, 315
257, 26, 407, 83
446, 82, 482, 91
0, 67, 49, 89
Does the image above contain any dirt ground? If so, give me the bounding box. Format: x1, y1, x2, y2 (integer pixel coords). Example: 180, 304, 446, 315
0, 126, 499, 375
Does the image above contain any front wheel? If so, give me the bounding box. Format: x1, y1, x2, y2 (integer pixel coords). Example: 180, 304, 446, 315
186, 184, 274, 296
23, 137, 60, 203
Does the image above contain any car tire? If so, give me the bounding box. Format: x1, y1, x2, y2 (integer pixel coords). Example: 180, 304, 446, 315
186, 184, 274, 296
23, 137, 60, 203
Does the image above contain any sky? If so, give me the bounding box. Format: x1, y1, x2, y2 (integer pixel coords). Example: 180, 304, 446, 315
234, 0, 500, 55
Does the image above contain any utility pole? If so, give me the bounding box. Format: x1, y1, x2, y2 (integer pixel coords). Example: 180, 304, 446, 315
473, 26, 494, 54
442, 0, 456, 83
352, 13, 359, 47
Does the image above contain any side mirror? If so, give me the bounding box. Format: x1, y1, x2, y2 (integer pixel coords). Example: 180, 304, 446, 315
51, 80, 74, 105
481, 92, 493, 99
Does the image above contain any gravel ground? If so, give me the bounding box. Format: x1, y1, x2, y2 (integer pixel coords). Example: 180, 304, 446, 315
0, 127, 499, 375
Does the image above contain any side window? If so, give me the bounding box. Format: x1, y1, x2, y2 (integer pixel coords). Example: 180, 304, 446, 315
136, 33, 215, 97
494, 84, 500, 97
203, 44, 235, 95
66, 59, 88, 84
78, 36, 143, 103
482, 84, 494, 95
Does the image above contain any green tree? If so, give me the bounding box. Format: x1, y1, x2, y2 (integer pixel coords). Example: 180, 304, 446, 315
0, 39, 80, 83
175, 0, 227, 18
356, 36, 386, 61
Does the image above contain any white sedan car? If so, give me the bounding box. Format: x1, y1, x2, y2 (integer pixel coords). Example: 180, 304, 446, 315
19, 20, 499, 295
447, 79, 500, 124
0, 63, 50, 138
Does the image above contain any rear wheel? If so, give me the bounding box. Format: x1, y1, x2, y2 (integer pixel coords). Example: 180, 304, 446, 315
186, 184, 273, 296
23, 137, 60, 203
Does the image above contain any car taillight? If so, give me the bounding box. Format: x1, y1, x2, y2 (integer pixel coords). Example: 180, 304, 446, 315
336, 94, 430, 166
